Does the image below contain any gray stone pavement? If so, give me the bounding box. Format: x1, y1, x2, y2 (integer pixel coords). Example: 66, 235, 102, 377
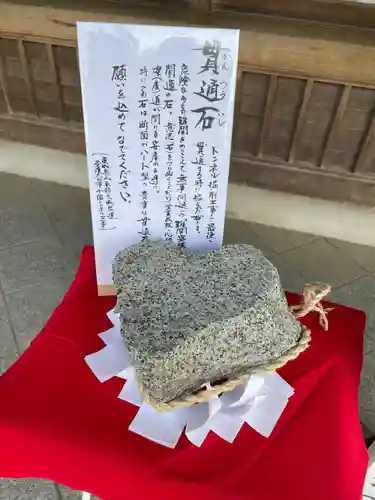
0, 172, 374, 497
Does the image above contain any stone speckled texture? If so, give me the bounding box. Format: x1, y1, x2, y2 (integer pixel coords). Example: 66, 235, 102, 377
0, 479, 57, 500
113, 241, 302, 403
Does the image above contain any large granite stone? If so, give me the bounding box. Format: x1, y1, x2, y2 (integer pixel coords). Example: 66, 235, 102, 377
113, 241, 302, 403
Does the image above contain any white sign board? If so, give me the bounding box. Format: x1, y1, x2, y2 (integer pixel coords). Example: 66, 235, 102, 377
77, 23, 239, 293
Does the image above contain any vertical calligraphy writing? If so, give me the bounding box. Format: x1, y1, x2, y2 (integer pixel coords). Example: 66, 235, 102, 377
192, 40, 231, 242
93, 154, 116, 230
112, 63, 131, 204
138, 66, 151, 241
176, 63, 190, 248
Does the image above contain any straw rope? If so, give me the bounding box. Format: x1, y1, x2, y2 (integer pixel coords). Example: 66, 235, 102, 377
139, 283, 331, 412
290, 283, 332, 331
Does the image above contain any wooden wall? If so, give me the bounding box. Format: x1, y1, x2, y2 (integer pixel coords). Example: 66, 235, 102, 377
2, 0, 375, 204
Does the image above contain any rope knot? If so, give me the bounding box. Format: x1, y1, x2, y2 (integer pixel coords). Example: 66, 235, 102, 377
291, 283, 332, 331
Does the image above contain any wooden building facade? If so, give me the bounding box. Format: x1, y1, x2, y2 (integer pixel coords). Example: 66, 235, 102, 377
2, 0, 375, 204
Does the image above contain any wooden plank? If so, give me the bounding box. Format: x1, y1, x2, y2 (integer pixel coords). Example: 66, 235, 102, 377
257, 74, 277, 158
46, 43, 66, 121
230, 155, 375, 206
4, 2, 375, 86
0, 54, 12, 114
194, 0, 212, 10
288, 78, 313, 163
232, 66, 244, 150
17, 38, 38, 116
319, 84, 351, 167
211, 0, 375, 30
0, 1, 208, 42
0, 113, 84, 152
0, 110, 82, 130
240, 64, 375, 92
353, 111, 375, 173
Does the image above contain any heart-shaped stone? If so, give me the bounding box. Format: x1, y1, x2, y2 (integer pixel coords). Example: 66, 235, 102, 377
113, 241, 302, 403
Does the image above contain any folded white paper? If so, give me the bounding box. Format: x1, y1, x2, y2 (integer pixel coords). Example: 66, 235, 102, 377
99, 326, 119, 345
85, 307, 295, 448
244, 393, 288, 438
185, 403, 212, 447
129, 403, 187, 448
106, 309, 121, 330
118, 368, 143, 407
220, 376, 264, 408
85, 342, 129, 383
210, 412, 244, 443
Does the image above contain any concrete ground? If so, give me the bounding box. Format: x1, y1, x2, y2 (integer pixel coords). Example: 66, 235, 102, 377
0, 171, 374, 497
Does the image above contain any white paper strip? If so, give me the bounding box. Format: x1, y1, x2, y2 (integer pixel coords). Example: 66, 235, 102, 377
86, 311, 131, 381
185, 403, 212, 447
118, 368, 143, 407
107, 309, 121, 330
209, 412, 244, 443
122, 367, 135, 378
243, 373, 293, 438
263, 371, 294, 399
85, 343, 129, 383
220, 374, 264, 409
129, 403, 187, 448
99, 326, 122, 345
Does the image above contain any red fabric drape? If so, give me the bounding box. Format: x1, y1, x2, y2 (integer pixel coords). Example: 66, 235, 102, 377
0, 246, 368, 499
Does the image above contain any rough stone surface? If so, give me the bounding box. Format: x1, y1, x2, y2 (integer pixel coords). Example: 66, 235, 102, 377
113, 241, 302, 403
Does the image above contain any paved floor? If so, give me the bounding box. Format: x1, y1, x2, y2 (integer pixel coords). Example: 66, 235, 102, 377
0, 172, 374, 497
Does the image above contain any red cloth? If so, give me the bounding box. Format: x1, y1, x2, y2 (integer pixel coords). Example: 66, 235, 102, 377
0, 246, 368, 500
